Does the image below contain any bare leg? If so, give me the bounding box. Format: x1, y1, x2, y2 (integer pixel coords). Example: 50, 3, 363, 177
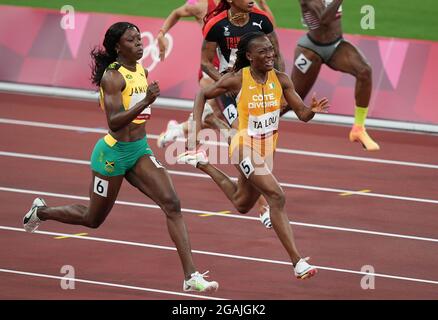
37, 171, 124, 228
198, 163, 261, 214
125, 155, 196, 279
199, 144, 303, 265
281, 46, 323, 116
327, 41, 372, 108
327, 41, 378, 150
242, 157, 302, 265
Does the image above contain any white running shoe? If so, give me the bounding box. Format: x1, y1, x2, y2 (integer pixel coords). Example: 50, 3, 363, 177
294, 257, 317, 280
183, 271, 219, 292
177, 150, 209, 168
259, 206, 272, 229
157, 120, 180, 148
23, 197, 46, 233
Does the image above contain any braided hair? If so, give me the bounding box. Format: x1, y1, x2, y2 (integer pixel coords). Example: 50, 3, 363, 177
90, 22, 140, 86
233, 31, 266, 72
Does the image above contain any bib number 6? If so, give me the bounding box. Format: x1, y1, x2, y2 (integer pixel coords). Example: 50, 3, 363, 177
94, 176, 109, 197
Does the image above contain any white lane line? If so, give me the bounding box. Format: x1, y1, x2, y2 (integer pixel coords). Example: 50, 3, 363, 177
2, 117, 437, 169
2, 82, 438, 133
2, 150, 438, 205
1, 186, 438, 244
1, 226, 438, 287
0, 268, 226, 300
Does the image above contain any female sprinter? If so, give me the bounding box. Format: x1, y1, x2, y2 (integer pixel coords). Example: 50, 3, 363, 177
288, 0, 378, 150
156, 0, 277, 149
156, 0, 280, 229
23, 22, 218, 293
178, 32, 329, 279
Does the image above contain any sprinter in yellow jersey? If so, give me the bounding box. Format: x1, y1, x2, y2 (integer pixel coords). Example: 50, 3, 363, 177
23, 22, 218, 293
178, 32, 329, 280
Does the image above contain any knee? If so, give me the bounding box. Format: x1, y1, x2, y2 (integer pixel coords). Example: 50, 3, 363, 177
356, 63, 372, 82
83, 207, 105, 229
162, 196, 182, 218
235, 204, 251, 214
265, 190, 286, 209
86, 216, 104, 229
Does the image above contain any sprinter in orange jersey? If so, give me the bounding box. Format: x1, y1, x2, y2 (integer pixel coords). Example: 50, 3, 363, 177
156, 0, 277, 150
178, 32, 329, 280
156, 0, 280, 229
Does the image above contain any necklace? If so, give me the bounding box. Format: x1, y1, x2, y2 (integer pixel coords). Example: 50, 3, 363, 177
228, 9, 249, 26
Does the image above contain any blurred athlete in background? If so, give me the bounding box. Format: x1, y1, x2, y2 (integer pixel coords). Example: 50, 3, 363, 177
288, 0, 379, 151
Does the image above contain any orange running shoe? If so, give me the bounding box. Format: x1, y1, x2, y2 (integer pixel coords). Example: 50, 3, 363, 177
349, 125, 380, 151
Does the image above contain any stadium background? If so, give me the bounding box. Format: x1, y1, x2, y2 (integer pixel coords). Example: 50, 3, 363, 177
1, 0, 438, 303
2, 0, 438, 40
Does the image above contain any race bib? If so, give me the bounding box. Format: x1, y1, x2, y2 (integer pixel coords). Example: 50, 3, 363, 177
137, 106, 151, 120
223, 103, 238, 125
247, 110, 280, 137
128, 90, 150, 120
295, 53, 312, 74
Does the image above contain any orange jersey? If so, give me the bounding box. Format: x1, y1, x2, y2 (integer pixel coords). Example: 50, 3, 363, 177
230, 67, 282, 157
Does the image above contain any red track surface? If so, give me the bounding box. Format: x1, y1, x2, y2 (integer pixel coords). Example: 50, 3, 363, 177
1, 92, 438, 299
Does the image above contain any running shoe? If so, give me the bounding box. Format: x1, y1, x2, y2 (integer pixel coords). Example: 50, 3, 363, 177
177, 150, 209, 168
23, 197, 46, 233
183, 271, 219, 292
294, 257, 318, 280
157, 120, 180, 148
259, 206, 272, 229
349, 125, 380, 151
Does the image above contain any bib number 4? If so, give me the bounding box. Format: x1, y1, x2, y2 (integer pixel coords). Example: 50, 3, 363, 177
223, 104, 238, 126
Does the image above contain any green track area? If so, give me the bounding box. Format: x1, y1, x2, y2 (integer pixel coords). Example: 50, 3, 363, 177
1, 0, 437, 41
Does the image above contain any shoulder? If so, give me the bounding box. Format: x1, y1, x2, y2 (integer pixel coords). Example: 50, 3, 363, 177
203, 11, 228, 37
218, 70, 242, 88
188, 1, 208, 18
107, 62, 122, 71
251, 7, 272, 23
101, 68, 125, 93
274, 70, 292, 88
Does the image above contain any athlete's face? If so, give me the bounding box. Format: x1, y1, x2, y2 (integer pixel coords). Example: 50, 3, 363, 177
116, 28, 144, 61
247, 36, 275, 72
229, 0, 255, 13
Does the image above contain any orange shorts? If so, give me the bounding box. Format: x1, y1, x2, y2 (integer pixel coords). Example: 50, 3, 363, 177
229, 130, 278, 160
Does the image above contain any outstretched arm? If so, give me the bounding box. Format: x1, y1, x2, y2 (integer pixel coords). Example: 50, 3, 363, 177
157, 3, 204, 61
277, 71, 328, 122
